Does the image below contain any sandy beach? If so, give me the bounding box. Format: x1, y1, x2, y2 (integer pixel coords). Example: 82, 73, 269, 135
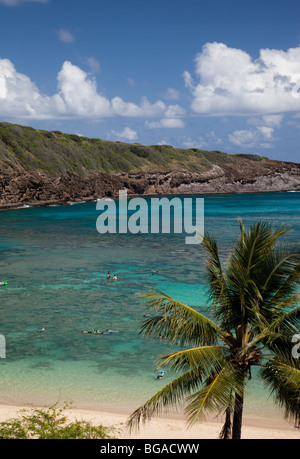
0, 404, 299, 439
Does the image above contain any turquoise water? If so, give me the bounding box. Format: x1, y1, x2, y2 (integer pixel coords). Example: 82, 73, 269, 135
0, 192, 299, 418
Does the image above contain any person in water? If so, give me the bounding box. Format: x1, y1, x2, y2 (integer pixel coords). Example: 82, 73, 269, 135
107, 271, 111, 279
81, 330, 102, 334
157, 371, 165, 379
113, 274, 117, 280
81, 329, 118, 334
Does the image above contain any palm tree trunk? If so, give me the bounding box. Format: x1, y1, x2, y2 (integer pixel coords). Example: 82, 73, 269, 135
232, 386, 244, 439
219, 407, 232, 439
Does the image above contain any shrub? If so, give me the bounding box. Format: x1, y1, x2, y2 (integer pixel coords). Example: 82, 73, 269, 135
0, 403, 118, 439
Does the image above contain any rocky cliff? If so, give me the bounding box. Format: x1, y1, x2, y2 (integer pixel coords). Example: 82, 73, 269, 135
0, 122, 299, 209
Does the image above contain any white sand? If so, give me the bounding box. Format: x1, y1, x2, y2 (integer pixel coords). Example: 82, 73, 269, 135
0, 403, 299, 439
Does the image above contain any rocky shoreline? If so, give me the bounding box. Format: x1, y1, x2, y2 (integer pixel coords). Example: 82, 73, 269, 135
1, 122, 300, 210
1, 157, 300, 210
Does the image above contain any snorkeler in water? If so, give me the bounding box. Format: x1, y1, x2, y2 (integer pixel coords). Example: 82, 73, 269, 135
157, 371, 165, 379
81, 329, 118, 335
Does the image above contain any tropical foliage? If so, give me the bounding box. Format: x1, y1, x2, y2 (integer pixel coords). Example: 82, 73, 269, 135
0, 403, 117, 439
127, 220, 300, 439
0, 121, 262, 176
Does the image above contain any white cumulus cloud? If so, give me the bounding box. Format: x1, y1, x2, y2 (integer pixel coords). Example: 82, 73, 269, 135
145, 118, 185, 129
0, 58, 184, 122
185, 42, 300, 116
0, 0, 48, 5
247, 114, 284, 128
229, 126, 275, 149
145, 104, 185, 129
0, 58, 57, 118
111, 127, 137, 141
56, 61, 111, 117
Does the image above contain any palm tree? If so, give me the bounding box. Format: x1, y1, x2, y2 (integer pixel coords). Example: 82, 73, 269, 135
127, 220, 300, 439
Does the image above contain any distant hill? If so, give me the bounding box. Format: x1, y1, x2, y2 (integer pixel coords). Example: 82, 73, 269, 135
0, 121, 299, 209
0, 121, 248, 175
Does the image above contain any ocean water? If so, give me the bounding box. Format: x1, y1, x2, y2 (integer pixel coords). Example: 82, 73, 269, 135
0, 192, 299, 419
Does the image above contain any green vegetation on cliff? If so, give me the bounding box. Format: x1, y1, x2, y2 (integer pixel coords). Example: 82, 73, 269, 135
0, 122, 258, 176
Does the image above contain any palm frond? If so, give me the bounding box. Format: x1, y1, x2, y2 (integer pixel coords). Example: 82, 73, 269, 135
227, 221, 291, 289
262, 250, 300, 296
155, 345, 228, 376
215, 221, 298, 334
261, 351, 300, 426
236, 303, 300, 361
236, 328, 282, 361
268, 303, 300, 338
126, 368, 204, 433
184, 363, 245, 427
138, 289, 221, 346
201, 232, 233, 326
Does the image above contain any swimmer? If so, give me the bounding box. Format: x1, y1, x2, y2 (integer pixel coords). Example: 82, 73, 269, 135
107, 271, 111, 279
113, 274, 117, 280
81, 330, 103, 334
37, 327, 45, 333
81, 328, 118, 335
103, 329, 113, 334
157, 371, 165, 380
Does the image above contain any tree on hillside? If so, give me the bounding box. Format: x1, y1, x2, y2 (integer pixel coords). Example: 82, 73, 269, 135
127, 220, 300, 439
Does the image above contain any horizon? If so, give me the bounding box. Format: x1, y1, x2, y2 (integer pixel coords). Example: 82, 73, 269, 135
0, 0, 300, 163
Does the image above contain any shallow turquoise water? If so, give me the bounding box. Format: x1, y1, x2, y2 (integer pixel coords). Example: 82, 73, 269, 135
0, 192, 299, 417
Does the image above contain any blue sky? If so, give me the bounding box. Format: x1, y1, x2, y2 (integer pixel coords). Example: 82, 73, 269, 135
1, 0, 300, 162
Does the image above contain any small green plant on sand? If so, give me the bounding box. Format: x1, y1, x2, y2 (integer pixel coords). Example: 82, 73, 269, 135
0, 403, 118, 439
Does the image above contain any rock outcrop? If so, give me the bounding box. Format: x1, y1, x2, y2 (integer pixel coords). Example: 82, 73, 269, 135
0, 122, 299, 209
1, 157, 300, 210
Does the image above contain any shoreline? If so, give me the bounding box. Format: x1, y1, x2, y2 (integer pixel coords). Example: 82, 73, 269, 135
0, 402, 298, 439
0, 188, 300, 212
